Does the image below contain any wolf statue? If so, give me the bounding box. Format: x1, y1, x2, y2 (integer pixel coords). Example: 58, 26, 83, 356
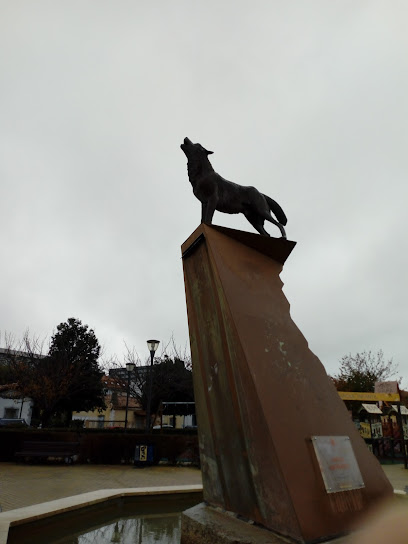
181, 137, 287, 238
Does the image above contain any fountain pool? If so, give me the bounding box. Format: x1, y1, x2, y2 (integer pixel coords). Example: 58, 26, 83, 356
1, 486, 202, 544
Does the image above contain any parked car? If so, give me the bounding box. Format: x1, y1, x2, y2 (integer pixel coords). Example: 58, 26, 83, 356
153, 424, 174, 429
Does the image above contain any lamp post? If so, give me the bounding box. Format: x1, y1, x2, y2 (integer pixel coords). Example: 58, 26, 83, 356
146, 339, 160, 432
124, 361, 135, 430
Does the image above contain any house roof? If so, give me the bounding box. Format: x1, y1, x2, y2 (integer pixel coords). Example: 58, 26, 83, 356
110, 394, 142, 410
391, 404, 408, 415
0, 347, 44, 360
361, 403, 383, 414
0, 383, 19, 393
399, 389, 408, 404
102, 375, 127, 390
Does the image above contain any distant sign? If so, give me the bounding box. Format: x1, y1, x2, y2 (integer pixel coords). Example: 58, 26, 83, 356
375, 381, 399, 394
139, 445, 148, 461
338, 391, 400, 402
371, 422, 383, 439
312, 436, 365, 494
359, 422, 371, 439
134, 444, 154, 466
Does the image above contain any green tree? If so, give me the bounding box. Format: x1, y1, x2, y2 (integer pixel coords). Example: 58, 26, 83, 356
141, 356, 194, 419
8, 319, 105, 426
47, 318, 105, 419
331, 350, 399, 392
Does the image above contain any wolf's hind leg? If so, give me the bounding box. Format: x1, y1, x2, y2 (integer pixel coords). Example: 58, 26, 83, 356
244, 212, 270, 236
264, 213, 286, 238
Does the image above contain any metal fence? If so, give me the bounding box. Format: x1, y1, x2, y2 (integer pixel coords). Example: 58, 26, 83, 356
73, 419, 144, 430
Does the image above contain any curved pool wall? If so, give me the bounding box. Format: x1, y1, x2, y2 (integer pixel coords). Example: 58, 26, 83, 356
0, 484, 203, 544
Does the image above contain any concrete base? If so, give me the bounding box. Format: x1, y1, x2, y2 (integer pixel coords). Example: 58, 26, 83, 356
181, 502, 309, 544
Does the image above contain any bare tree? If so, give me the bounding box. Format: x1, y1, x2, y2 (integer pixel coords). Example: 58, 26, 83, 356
103, 336, 193, 426
331, 350, 400, 392
1, 319, 105, 427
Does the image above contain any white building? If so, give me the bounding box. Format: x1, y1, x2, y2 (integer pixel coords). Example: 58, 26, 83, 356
0, 384, 33, 424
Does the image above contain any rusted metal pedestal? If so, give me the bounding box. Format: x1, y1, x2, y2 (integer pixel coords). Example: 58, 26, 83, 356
181, 224, 392, 544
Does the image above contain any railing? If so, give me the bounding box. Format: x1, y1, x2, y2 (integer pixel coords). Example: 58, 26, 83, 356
365, 437, 407, 463
73, 419, 144, 430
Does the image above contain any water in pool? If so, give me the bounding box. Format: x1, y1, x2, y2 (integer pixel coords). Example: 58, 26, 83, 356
60, 513, 181, 544
7, 494, 200, 544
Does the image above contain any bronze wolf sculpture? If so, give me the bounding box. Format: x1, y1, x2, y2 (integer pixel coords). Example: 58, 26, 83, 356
180, 137, 287, 238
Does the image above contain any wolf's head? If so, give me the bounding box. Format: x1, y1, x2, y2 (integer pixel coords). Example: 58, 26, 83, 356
180, 137, 213, 161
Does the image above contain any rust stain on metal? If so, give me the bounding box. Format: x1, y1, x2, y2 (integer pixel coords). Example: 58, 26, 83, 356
181, 224, 393, 543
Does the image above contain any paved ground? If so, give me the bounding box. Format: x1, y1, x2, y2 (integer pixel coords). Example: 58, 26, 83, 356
0, 462, 407, 513
0, 463, 202, 512
380, 463, 408, 493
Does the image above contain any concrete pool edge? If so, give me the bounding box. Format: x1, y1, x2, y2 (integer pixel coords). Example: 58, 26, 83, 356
1, 487, 405, 544
0, 484, 203, 544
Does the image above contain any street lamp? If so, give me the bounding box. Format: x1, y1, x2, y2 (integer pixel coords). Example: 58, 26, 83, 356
146, 339, 160, 432
124, 361, 135, 430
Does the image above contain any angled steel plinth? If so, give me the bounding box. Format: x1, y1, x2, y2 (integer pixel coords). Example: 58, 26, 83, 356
181, 224, 392, 543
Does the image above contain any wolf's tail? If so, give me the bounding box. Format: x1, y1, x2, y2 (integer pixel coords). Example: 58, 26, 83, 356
263, 194, 287, 225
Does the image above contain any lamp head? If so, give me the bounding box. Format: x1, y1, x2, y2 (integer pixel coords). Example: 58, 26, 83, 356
147, 339, 160, 353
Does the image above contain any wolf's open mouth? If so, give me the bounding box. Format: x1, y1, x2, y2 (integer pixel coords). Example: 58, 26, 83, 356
181, 137, 192, 151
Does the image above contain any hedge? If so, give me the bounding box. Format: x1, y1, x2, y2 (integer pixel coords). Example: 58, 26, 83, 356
0, 428, 200, 465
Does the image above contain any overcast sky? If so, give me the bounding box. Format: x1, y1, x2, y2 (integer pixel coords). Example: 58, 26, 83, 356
1, 2, 407, 383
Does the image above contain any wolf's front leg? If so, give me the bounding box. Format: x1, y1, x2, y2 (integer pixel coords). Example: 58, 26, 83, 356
202, 197, 216, 224
201, 202, 208, 224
